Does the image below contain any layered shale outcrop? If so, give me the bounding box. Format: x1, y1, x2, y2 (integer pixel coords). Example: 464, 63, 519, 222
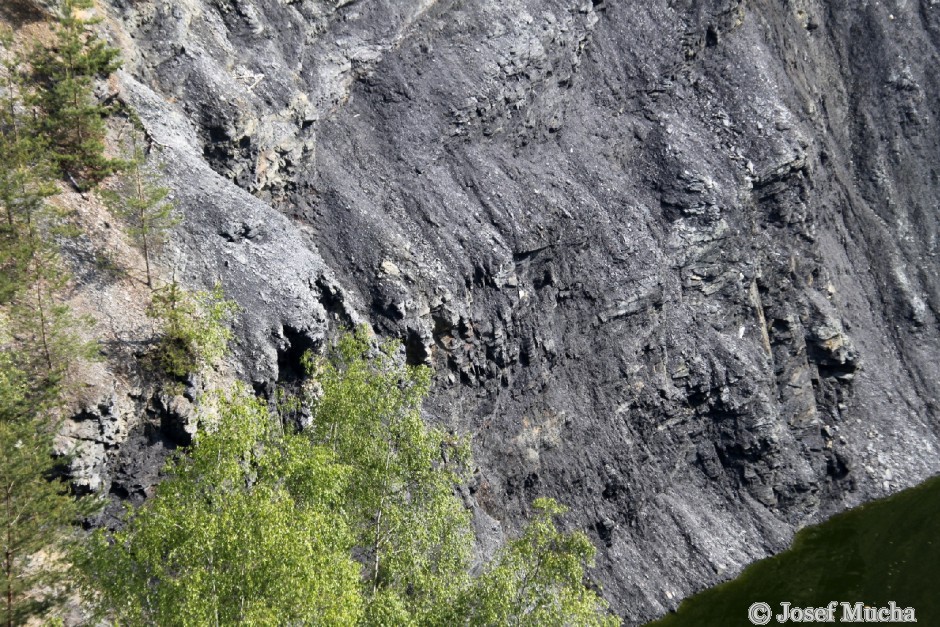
39, 0, 940, 622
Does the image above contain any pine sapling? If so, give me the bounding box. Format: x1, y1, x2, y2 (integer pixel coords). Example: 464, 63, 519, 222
100, 136, 178, 288
28, 0, 121, 187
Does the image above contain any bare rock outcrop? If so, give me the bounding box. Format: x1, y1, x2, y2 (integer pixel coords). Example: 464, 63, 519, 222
50, 0, 940, 622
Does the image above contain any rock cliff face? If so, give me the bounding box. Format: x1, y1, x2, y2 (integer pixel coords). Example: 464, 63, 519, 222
56, 0, 940, 622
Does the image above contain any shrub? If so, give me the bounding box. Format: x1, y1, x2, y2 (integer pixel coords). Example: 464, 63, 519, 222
147, 282, 238, 379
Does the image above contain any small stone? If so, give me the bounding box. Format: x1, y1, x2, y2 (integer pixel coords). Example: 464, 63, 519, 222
670, 364, 690, 379
380, 260, 401, 277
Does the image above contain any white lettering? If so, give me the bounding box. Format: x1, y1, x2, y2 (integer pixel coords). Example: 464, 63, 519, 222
888, 602, 902, 622
755, 601, 918, 623
842, 602, 863, 622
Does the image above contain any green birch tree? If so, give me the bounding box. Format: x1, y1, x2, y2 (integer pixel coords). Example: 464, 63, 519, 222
77, 386, 363, 626
458, 498, 620, 626
77, 330, 620, 626
305, 328, 475, 625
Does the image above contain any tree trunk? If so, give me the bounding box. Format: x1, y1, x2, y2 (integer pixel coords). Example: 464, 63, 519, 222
134, 159, 152, 288
371, 448, 393, 594
5, 487, 14, 627
35, 278, 53, 372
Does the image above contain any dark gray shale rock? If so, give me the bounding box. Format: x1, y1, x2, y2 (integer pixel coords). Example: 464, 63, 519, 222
83, 0, 940, 622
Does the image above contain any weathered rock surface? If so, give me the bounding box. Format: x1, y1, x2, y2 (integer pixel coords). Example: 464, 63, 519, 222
53, 0, 940, 622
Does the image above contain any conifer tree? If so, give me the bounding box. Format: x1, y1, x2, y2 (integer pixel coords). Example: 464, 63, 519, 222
0, 29, 57, 303
29, 0, 121, 187
0, 328, 97, 627
0, 20, 102, 627
0, 242, 99, 627
7, 249, 98, 388
100, 136, 178, 288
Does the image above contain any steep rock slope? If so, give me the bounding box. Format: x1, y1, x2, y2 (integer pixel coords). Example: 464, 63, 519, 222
66, 0, 940, 622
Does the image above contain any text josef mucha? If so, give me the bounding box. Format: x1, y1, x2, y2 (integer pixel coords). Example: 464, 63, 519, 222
748, 601, 917, 624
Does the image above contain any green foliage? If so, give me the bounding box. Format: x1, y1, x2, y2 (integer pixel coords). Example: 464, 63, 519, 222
146, 282, 238, 379
0, 30, 58, 303
0, 13, 122, 626
28, 0, 122, 186
7, 283, 95, 388
0, 330, 99, 627
0, 67, 56, 229
78, 385, 363, 626
81, 329, 619, 626
5, 245, 99, 392
306, 328, 474, 623
99, 135, 179, 288
0, 191, 100, 627
459, 498, 620, 626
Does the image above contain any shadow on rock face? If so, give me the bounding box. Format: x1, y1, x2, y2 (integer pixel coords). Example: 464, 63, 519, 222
0, 0, 47, 26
